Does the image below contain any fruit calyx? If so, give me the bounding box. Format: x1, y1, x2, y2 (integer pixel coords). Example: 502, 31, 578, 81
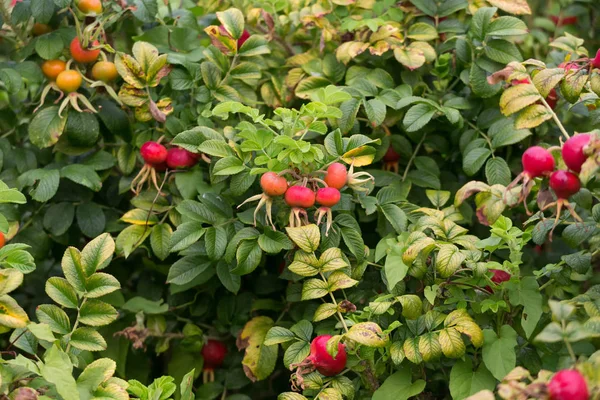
548, 369, 589, 400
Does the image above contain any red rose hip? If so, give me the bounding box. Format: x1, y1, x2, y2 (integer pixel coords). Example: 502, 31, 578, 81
316, 188, 341, 208
201, 339, 227, 369
549, 170, 581, 199
522, 146, 555, 179
285, 186, 316, 208
308, 335, 347, 376
383, 146, 401, 162
562, 134, 590, 173
260, 172, 288, 197
166, 147, 198, 169
140, 141, 168, 165
324, 163, 348, 190
548, 369, 589, 400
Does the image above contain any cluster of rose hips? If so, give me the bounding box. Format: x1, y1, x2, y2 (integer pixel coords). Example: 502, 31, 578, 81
508, 134, 593, 231
131, 141, 200, 194
241, 162, 372, 233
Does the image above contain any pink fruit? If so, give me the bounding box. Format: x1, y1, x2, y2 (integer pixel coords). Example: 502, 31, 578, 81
237, 30, 250, 47
316, 188, 341, 208
324, 163, 348, 190
308, 335, 347, 377
562, 134, 591, 173
592, 49, 600, 69
522, 146, 555, 179
260, 172, 288, 197
166, 147, 198, 169
548, 370, 589, 400
284, 186, 316, 208
490, 269, 511, 284
546, 88, 558, 110
140, 141, 168, 165
549, 170, 581, 199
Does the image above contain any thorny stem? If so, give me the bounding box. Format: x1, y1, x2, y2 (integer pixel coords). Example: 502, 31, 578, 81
320, 272, 349, 333
402, 132, 427, 181
539, 96, 571, 140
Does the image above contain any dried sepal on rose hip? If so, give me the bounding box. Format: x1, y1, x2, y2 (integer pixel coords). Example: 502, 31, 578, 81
347, 162, 375, 193
505, 146, 555, 214
290, 335, 347, 390
285, 185, 315, 228
238, 172, 288, 230
315, 187, 341, 236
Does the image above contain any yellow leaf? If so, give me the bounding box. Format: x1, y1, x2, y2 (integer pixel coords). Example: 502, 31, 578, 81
345, 322, 388, 347
340, 146, 376, 167
514, 104, 552, 129
487, 0, 531, 15
237, 316, 278, 382
0, 295, 29, 328
499, 84, 540, 116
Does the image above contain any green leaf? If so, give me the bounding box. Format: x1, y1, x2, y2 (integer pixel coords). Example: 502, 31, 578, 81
384, 246, 408, 291
363, 98, 386, 127
35, 304, 70, 335
167, 256, 211, 285
0, 68, 23, 94
35, 32, 64, 60
485, 158, 511, 186
238, 35, 270, 57
313, 303, 338, 322
85, 273, 121, 298
61, 247, 87, 292
170, 222, 205, 253
407, 22, 438, 41
116, 225, 151, 258
507, 277, 542, 338
470, 63, 501, 98
76, 202, 106, 238
258, 229, 294, 254
264, 327, 296, 346
132, 0, 158, 23
69, 327, 107, 351
79, 299, 118, 327
482, 325, 518, 380
213, 156, 245, 176
463, 148, 491, 176
60, 165, 102, 191
77, 358, 116, 396
215, 261, 240, 294
201, 61, 222, 90
372, 368, 426, 400
346, 322, 388, 347
232, 239, 262, 275
41, 345, 79, 400
486, 16, 528, 36
28, 322, 56, 342
470, 7, 497, 40
45, 277, 78, 309
122, 297, 168, 314
285, 224, 320, 253
81, 233, 115, 274
449, 358, 496, 400
535, 321, 563, 343
380, 204, 408, 233
403, 104, 435, 132
28, 106, 67, 148
398, 295, 423, 320
150, 224, 172, 261
283, 341, 310, 369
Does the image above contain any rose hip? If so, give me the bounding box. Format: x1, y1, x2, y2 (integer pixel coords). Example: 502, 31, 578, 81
522, 146, 555, 179
562, 134, 590, 173
316, 188, 341, 208
201, 339, 227, 369
140, 141, 168, 165
307, 335, 347, 376
548, 369, 589, 400
166, 147, 198, 169
549, 170, 581, 199
260, 172, 288, 197
285, 186, 316, 208
324, 163, 348, 190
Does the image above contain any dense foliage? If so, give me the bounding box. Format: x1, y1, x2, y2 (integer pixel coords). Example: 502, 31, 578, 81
0, 0, 600, 399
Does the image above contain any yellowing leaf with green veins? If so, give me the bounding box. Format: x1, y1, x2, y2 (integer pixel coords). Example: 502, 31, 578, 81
402, 232, 436, 265
487, 0, 531, 14
346, 322, 388, 347
499, 84, 540, 116
390, 341, 405, 365
319, 248, 348, 273
328, 272, 358, 292
397, 295, 422, 320
532, 68, 564, 97
237, 316, 278, 382
313, 303, 338, 322
278, 393, 308, 400
403, 337, 423, 364
318, 388, 343, 400
514, 104, 553, 129
341, 145, 377, 167
436, 244, 466, 278
0, 269, 23, 296
560, 70, 588, 103
394, 47, 426, 71
115, 53, 146, 89
0, 295, 28, 328
289, 251, 320, 277
121, 209, 159, 226
418, 332, 442, 362
336, 41, 370, 64
454, 319, 484, 348
286, 224, 320, 253
439, 328, 466, 358
301, 279, 329, 300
